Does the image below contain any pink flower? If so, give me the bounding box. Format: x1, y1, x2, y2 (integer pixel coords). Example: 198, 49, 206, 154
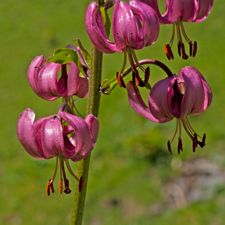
126, 66, 212, 154
85, 0, 159, 86
27, 47, 89, 101
17, 103, 99, 195
139, 0, 214, 59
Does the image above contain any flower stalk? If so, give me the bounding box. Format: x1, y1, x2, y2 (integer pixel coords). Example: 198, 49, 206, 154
70, 20, 103, 225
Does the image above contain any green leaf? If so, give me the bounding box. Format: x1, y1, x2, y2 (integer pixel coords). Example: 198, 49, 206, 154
75, 39, 91, 67
47, 48, 86, 77
99, 6, 111, 36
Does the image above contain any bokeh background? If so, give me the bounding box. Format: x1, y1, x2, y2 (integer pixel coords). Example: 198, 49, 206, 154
1, 0, 225, 224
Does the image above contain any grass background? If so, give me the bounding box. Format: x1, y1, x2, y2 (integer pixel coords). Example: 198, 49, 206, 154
1, 0, 225, 224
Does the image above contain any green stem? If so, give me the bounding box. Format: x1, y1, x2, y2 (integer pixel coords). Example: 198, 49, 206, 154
70, 45, 103, 225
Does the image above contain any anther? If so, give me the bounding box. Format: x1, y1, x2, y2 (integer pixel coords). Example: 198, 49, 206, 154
180, 43, 188, 60
144, 67, 150, 83
193, 41, 197, 57
59, 178, 63, 194
46, 180, 51, 196
178, 42, 181, 57
50, 180, 55, 193
116, 72, 126, 88
167, 141, 172, 155
63, 179, 71, 194
193, 133, 198, 152
79, 176, 83, 192
164, 44, 174, 60
199, 133, 206, 148
133, 70, 145, 87
189, 42, 193, 57
178, 138, 183, 154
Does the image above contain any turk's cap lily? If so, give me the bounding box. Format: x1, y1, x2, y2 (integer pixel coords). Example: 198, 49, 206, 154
126, 66, 212, 153
17, 106, 99, 162
27, 48, 89, 101
85, 0, 159, 53
126, 66, 212, 122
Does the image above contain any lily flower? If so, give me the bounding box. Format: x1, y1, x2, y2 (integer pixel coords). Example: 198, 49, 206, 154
27, 46, 89, 101
138, 0, 214, 59
126, 66, 212, 154
17, 103, 99, 195
85, 0, 159, 86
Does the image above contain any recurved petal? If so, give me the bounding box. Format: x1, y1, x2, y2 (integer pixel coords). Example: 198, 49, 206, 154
37, 62, 61, 100
112, 1, 139, 50
59, 112, 92, 162
40, 116, 75, 159
17, 109, 46, 159
76, 77, 89, 98
27, 55, 45, 98
129, 0, 159, 47
85, 2, 118, 53
179, 66, 207, 116
194, 0, 214, 23
66, 63, 80, 97
148, 77, 175, 121
126, 81, 171, 123
164, 0, 198, 23
84, 114, 99, 147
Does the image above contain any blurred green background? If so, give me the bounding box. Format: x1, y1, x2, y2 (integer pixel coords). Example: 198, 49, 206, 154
1, 0, 225, 224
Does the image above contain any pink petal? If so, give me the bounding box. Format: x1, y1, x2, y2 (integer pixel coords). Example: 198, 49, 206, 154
85, 2, 118, 53
113, 1, 139, 50
126, 81, 171, 123
37, 62, 61, 100
194, 0, 214, 23
76, 77, 89, 98
129, 0, 160, 47
40, 116, 75, 159
84, 114, 99, 147
27, 55, 45, 98
148, 77, 176, 120
17, 109, 46, 159
179, 66, 206, 116
59, 112, 92, 162
164, 0, 198, 23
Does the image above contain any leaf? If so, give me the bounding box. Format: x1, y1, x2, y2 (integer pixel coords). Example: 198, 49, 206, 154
47, 48, 86, 77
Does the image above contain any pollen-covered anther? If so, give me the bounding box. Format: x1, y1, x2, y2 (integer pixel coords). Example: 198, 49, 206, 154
167, 141, 172, 155
133, 70, 145, 87
144, 67, 150, 83
116, 72, 126, 88
59, 178, 63, 194
164, 44, 174, 60
46, 179, 54, 196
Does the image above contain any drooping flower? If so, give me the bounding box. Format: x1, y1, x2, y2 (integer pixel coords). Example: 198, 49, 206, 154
126, 66, 212, 153
27, 46, 89, 101
139, 0, 214, 59
17, 103, 99, 195
85, 0, 159, 86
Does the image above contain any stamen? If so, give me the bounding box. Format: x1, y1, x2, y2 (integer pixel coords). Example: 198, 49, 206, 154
59, 178, 63, 194
180, 43, 188, 60
79, 176, 84, 192
120, 51, 127, 75
193, 133, 198, 152
63, 179, 71, 194
65, 159, 80, 182
164, 45, 174, 60
193, 41, 197, 57
116, 72, 126, 88
46, 180, 51, 196
133, 70, 145, 87
167, 141, 172, 155
178, 138, 183, 154
49, 180, 55, 193
178, 42, 181, 57
198, 133, 206, 148
131, 49, 145, 72
144, 67, 150, 83
189, 42, 193, 57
